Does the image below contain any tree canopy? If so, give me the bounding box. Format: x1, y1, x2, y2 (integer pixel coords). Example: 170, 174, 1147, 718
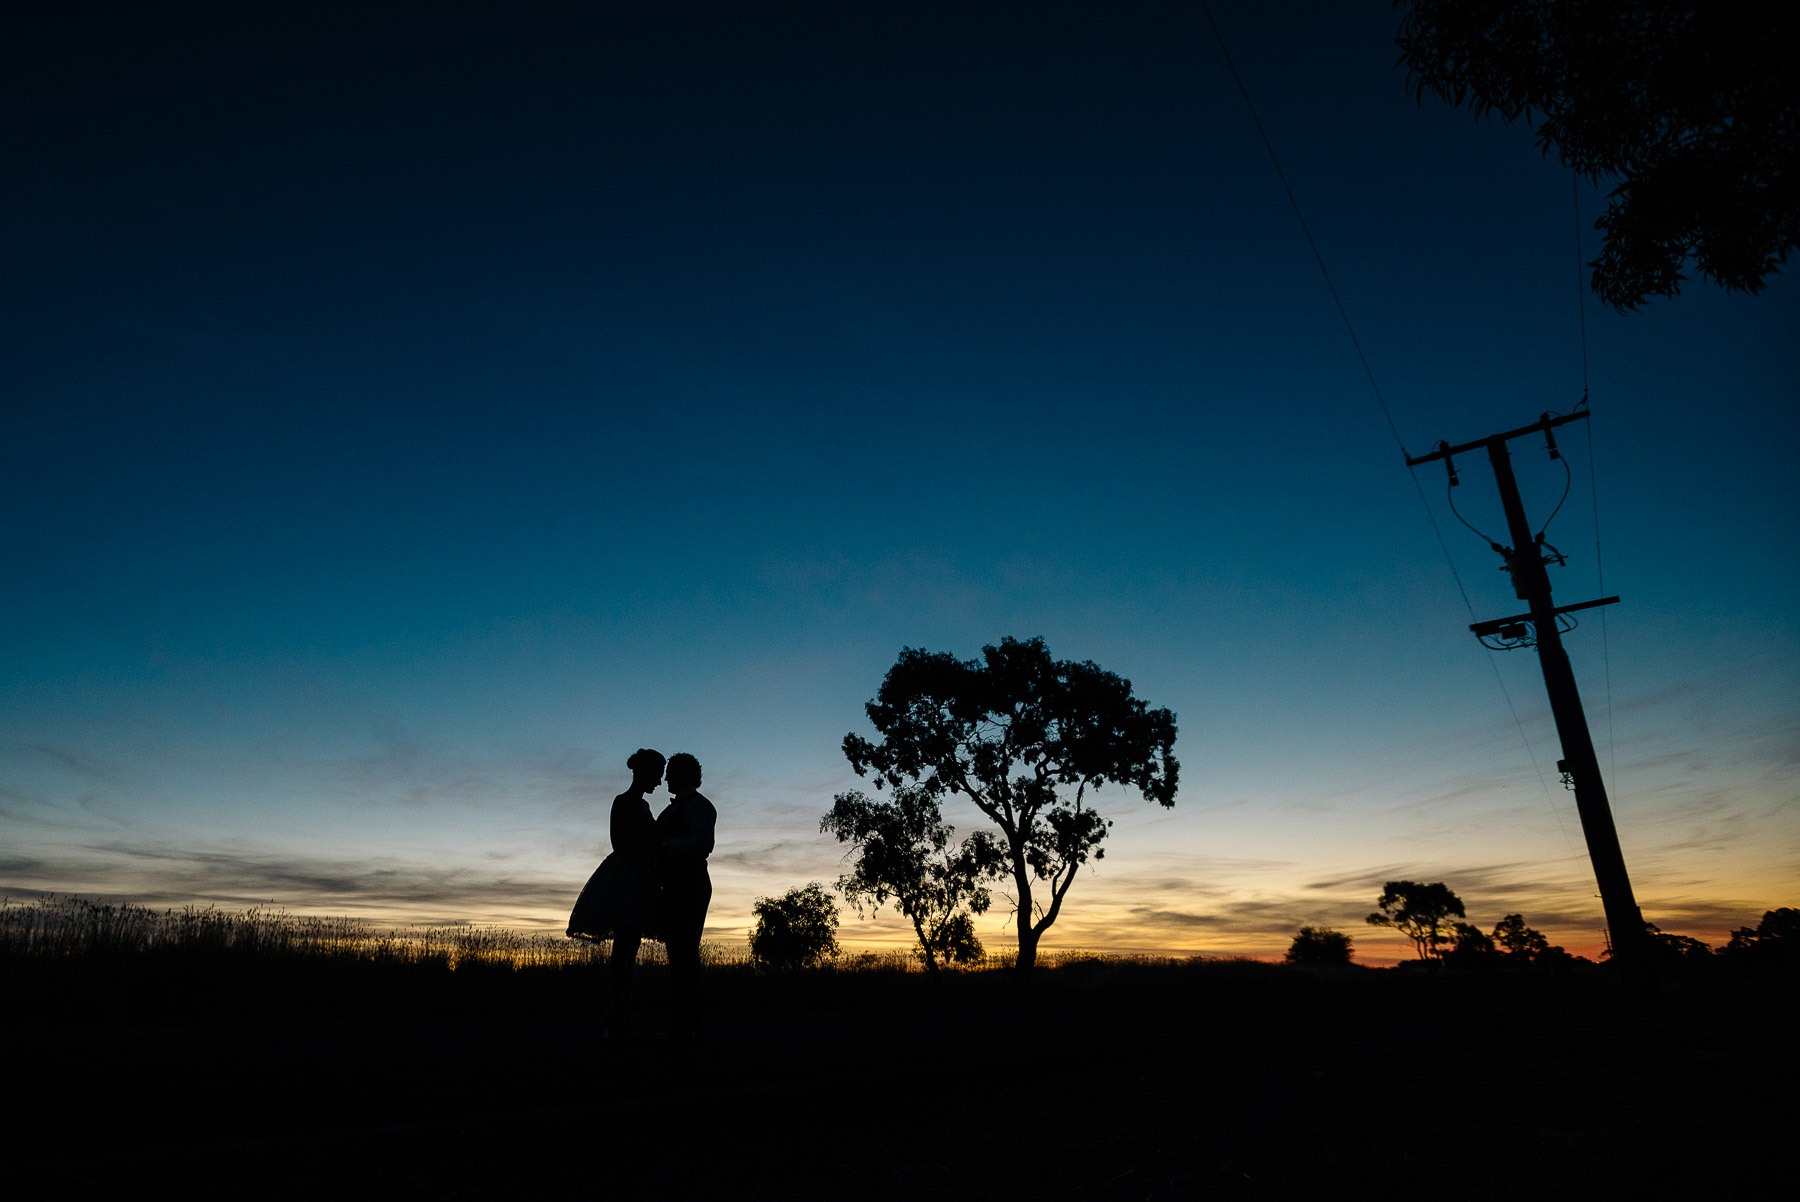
1366, 880, 1465, 961
1396, 1, 1799, 309
844, 636, 1178, 981
821, 785, 1002, 976
1721, 907, 1799, 972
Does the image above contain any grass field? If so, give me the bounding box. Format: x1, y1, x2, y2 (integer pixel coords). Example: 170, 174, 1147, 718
6, 895, 1793, 1199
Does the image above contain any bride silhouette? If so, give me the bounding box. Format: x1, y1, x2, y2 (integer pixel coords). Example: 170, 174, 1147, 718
567, 748, 664, 1038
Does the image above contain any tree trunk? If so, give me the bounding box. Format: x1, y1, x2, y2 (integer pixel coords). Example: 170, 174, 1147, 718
1013, 925, 1038, 985
1012, 849, 1036, 987
912, 915, 939, 979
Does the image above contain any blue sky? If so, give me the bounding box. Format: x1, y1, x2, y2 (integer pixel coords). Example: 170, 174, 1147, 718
3, 1, 1794, 963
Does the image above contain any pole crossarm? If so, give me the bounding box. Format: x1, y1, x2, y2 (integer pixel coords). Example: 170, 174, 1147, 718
1405, 409, 1590, 467
1470, 595, 1620, 637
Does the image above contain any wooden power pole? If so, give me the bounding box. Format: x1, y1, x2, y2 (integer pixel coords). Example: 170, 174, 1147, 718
1408, 409, 1654, 988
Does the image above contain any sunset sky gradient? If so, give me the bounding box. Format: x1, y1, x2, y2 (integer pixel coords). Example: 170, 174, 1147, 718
4, 1, 1794, 965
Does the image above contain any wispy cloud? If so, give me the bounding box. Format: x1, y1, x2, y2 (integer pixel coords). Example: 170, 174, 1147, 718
2, 742, 125, 783
712, 838, 841, 879
1126, 896, 1304, 936
3, 842, 586, 928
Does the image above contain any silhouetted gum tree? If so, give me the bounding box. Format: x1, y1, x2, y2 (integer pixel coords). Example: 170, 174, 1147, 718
821, 785, 1003, 977
1366, 880, 1465, 961
1396, 1, 1799, 309
843, 637, 1178, 983
1491, 913, 1550, 963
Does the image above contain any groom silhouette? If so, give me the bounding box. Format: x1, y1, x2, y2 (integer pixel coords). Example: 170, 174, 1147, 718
656, 752, 715, 1040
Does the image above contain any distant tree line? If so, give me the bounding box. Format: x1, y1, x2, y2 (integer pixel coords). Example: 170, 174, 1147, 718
1720, 907, 1800, 971
1617, 907, 1800, 971
755, 870, 1800, 975
1282, 885, 1800, 973
1281, 881, 1582, 970
1295, 880, 1800, 974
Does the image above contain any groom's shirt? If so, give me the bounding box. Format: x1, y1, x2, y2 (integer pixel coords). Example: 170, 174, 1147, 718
660, 790, 716, 879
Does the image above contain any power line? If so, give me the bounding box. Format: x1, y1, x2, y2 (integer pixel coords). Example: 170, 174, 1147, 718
1198, 2, 1478, 614
1574, 174, 1619, 794
1586, 419, 1619, 794
1198, 2, 1580, 850
1573, 169, 1591, 400
1198, 1, 1402, 452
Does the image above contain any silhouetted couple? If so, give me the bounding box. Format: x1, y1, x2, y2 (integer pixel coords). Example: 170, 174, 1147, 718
567, 748, 716, 1041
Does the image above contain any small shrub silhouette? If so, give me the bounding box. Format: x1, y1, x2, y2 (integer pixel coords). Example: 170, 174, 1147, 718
748, 883, 841, 970
1284, 925, 1353, 966
929, 911, 984, 966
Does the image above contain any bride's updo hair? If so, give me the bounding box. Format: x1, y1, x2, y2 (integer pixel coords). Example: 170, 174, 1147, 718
627, 748, 666, 776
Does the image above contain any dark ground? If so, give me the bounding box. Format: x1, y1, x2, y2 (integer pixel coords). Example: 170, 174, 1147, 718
7, 962, 1792, 1199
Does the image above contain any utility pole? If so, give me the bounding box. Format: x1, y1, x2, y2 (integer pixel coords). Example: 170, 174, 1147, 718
1408, 409, 1655, 990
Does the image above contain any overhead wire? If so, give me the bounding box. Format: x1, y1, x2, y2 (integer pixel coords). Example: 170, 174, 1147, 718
1196, 4, 1400, 450
1587, 421, 1618, 791
1196, 3, 1473, 607
1197, 1, 1578, 851
1574, 172, 1619, 793
1573, 171, 1591, 400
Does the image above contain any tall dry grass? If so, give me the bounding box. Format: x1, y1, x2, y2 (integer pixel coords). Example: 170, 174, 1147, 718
0, 894, 1180, 973
1, 894, 1296, 1028
0, 893, 607, 968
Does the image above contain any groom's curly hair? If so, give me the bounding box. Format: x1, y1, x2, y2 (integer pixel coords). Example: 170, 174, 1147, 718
667, 752, 702, 787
